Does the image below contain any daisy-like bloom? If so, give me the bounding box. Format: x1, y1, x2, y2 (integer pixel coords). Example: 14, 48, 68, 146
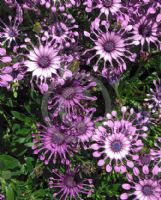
24, 37, 63, 93
69, 109, 95, 145
43, 12, 79, 47
132, 14, 161, 51
49, 167, 94, 199
91, 106, 148, 173
120, 172, 161, 200
48, 71, 97, 118
144, 79, 161, 118
84, 0, 122, 19
0, 15, 21, 48
0, 193, 4, 200
132, 153, 160, 176
150, 138, 161, 169
32, 123, 77, 165
84, 21, 137, 72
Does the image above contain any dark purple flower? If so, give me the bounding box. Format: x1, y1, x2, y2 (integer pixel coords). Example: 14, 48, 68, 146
120, 172, 161, 200
91, 107, 148, 173
32, 123, 77, 165
49, 167, 94, 199
48, 71, 97, 118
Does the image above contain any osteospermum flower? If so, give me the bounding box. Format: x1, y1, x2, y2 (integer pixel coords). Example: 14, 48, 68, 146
84, 21, 137, 72
0, 48, 12, 63
132, 153, 160, 176
48, 71, 97, 118
0, 15, 21, 48
32, 123, 77, 165
43, 12, 79, 47
0, 193, 4, 200
144, 79, 161, 118
132, 14, 161, 51
120, 173, 161, 200
24, 37, 64, 92
91, 107, 148, 173
69, 110, 95, 145
0, 66, 13, 88
49, 167, 94, 199
84, 0, 123, 19
150, 137, 161, 168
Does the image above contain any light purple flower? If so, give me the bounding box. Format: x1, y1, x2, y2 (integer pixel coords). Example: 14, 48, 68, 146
32, 123, 77, 165
91, 106, 148, 173
144, 79, 161, 118
48, 71, 97, 118
84, 20, 137, 72
0, 193, 4, 200
150, 137, 161, 170
120, 173, 161, 200
0, 48, 12, 63
49, 167, 94, 200
42, 12, 79, 47
132, 14, 161, 51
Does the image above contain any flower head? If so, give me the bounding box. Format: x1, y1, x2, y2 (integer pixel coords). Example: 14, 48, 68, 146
144, 79, 161, 118
91, 107, 148, 173
84, 20, 136, 72
150, 137, 161, 169
32, 123, 77, 165
132, 14, 161, 51
120, 172, 161, 200
49, 166, 94, 200
48, 71, 97, 118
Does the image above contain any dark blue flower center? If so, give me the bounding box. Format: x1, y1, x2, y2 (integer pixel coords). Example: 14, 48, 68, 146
55, 25, 65, 36
111, 140, 122, 152
77, 122, 87, 135
104, 41, 115, 52
52, 132, 65, 145
62, 87, 76, 100
64, 175, 77, 188
142, 185, 153, 196
9, 29, 16, 37
102, 0, 113, 7
38, 56, 50, 68
139, 25, 152, 37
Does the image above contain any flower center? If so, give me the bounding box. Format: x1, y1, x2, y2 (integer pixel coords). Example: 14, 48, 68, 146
139, 25, 152, 37
76, 122, 87, 135
140, 154, 150, 165
51, 132, 65, 145
111, 140, 122, 152
64, 175, 77, 188
38, 56, 50, 68
103, 41, 115, 52
55, 25, 65, 36
142, 185, 153, 196
102, 0, 113, 7
62, 87, 76, 100
9, 29, 16, 37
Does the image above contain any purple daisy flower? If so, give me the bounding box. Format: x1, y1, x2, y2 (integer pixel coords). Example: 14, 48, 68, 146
120, 173, 161, 200
132, 14, 161, 51
144, 79, 161, 118
32, 123, 77, 165
48, 71, 97, 118
84, 0, 122, 19
0, 15, 21, 48
91, 107, 148, 173
0, 193, 4, 200
133, 153, 160, 176
150, 137, 161, 169
49, 167, 94, 199
23, 37, 64, 92
84, 21, 137, 72
68, 110, 95, 145
42, 12, 79, 47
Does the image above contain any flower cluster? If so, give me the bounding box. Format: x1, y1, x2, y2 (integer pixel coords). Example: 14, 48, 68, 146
1, 0, 161, 199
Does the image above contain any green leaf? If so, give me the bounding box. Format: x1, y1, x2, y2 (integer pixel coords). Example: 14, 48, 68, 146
5, 185, 14, 200
0, 155, 20, 170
